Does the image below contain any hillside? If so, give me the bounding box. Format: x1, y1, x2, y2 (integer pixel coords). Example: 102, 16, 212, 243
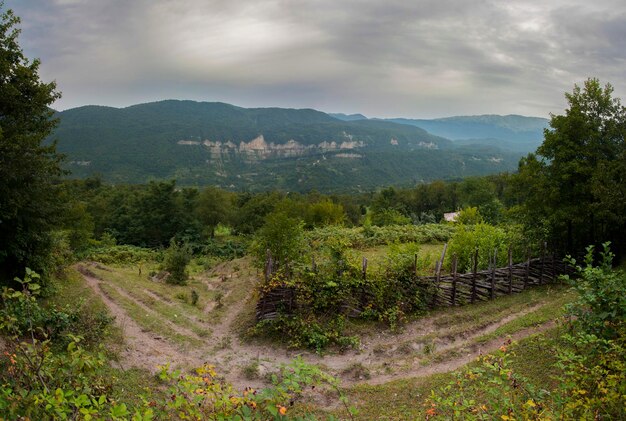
385, 114, 548, 153
51, 100, 522, 192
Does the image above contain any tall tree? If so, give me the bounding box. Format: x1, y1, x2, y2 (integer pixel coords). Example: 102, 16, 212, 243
0, 6, 63, 283
514, 79, 626, 254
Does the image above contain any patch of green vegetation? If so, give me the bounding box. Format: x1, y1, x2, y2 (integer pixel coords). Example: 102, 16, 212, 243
98, 282, 202, 348
90, 265, 215, 321
476, 290, 574, 342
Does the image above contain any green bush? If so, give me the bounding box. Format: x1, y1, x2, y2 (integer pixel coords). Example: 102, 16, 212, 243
454, 206, 483, 225
162, 241, 192, 285
562, 242, 626, 340
250, 211, 306, 269
86, 245, 158, 265
307, 223, 455, 250
446, 223, 526, 272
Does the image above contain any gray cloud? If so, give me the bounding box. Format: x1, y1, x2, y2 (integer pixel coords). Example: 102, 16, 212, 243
6, 0, 626, 118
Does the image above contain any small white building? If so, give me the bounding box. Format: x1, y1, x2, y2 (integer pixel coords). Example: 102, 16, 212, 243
443, 211, 460, 222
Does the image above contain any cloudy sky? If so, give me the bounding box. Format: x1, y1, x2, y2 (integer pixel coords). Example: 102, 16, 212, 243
7, 0, 626, 118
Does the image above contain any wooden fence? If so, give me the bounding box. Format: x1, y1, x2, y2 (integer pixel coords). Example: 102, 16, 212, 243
256, 244, 574, 321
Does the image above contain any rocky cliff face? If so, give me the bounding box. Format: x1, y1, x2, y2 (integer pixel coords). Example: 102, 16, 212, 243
177, 135, 366, 161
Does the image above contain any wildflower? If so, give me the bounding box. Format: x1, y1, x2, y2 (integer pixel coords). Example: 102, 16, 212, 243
499, 345, 507, 352
278, 405, 287, 415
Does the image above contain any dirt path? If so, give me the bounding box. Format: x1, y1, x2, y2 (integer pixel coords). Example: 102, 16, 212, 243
77, 263, 561, 390
77, 266, 199, 371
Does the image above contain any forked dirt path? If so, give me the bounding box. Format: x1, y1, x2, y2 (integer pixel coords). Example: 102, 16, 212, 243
77, 263, 559, 390
77, 266, 199, 370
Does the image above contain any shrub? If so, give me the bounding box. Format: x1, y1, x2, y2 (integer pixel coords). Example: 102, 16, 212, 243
190, 289, 199, 306
562, 242, 626, 340
86, 245, 157, 265
447, 223, 522, 272
250, 211, 306, 269
454, 206, 483, 225
162, 240, 192, 285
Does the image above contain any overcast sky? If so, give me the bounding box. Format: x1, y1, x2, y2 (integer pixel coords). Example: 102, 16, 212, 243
7, 0, 626, 118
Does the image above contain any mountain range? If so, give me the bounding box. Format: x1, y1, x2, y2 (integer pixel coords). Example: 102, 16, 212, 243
50, 100, 545, 192
331, 113, 549, 153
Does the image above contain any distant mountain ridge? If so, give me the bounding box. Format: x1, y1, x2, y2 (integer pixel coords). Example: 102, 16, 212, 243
51, 100, 525, 192
329, 113, 368, 121
385, 114, 548, 142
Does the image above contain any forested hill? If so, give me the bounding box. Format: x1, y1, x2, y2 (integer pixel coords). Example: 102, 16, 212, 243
384, 115, 549, 152
51, 100, 522, 192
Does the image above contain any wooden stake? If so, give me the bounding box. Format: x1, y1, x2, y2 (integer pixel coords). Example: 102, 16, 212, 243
362, 257, 368, 280
524, 249, 530, 289
508, 247, 513, 294
451, 254, 458, 306
471, 249, 478, 304
539, 242, 547, 285
490, 249, 497, 300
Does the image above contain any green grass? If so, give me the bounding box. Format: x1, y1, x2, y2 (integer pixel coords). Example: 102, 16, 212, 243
90, 265, 215, 332
305, 325, 570, 420
475, 289, 574, 342
46, 268, 125, 352
98, 282, 202, 348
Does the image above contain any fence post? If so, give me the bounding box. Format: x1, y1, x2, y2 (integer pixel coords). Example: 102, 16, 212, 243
539, 242, 547, 285
265, 249, 273, 282
524, 249, 530, 289
436, 243, 448, 285
414, 253, 418, 276
471, 249, 478, 304
362, 257, 368, 280
508, 247, 513, 294
490, 248, 497, 300
451, 254, 458, 306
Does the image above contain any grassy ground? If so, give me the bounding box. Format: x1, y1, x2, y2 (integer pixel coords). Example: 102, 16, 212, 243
52, 248, 577, 419
88, 264, 216, 345
45, 268, 165, 406
306, 327, 569, 420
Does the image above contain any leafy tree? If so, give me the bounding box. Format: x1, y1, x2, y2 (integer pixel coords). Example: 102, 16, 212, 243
306, 200, 345, 227
513, 79, 626, 254
195, 186, 234, 238
370, 208, 411, 226
251, 211, 305, 270
162, 240, 192, 285
0, 6, 63, 284
129, 180, 183, 247
455, 206, 483, 225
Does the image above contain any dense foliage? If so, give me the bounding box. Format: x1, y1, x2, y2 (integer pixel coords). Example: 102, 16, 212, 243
252, 237, 438, 351
512, 79, 626, 255
0, 7, 63, 285
446, 223, 526, 272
